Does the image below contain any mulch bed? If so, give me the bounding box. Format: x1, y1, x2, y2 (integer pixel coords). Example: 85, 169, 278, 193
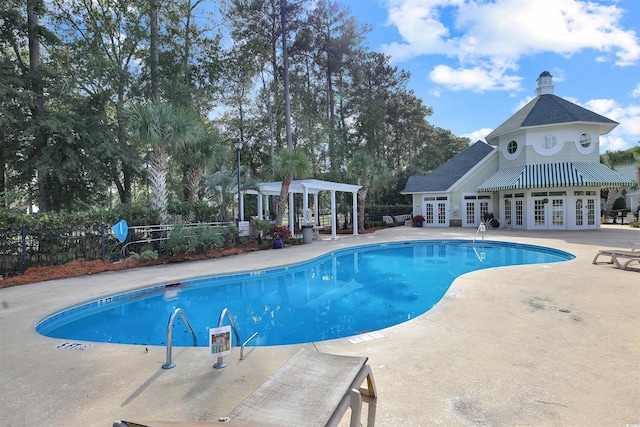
0, 226, 387, 289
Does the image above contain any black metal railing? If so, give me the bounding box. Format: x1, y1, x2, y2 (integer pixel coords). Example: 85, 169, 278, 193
0, 223, 117, 278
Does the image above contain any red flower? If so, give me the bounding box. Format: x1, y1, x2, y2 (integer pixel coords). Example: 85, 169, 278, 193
272, 224, 291, 239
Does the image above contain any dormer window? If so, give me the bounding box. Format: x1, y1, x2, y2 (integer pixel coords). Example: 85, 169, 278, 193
579, 133, 591, 148
507, 140, 518, 154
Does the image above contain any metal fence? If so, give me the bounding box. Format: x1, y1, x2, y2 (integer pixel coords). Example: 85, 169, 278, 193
0, 223, 116, 278
0, 222, 235, 278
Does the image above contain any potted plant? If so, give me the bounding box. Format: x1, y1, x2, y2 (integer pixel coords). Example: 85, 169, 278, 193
412, 215, 426, 227
271, 224, 291, 248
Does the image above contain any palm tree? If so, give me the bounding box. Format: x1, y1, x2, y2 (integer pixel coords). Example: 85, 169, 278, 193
268, 148, 311, 225
203, 165, 261, 221
348, 150, 389, 231
127, 103, 198, 223
174, 127, 226, 202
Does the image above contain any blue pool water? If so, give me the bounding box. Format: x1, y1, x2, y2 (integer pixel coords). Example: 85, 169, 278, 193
37, 240, 573, 347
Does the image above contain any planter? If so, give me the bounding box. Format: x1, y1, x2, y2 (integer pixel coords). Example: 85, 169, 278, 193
273, 238, 285, 249
415, 221, 423, 227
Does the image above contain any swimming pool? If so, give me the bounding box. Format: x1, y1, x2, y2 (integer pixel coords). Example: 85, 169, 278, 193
37, 240, 573, 347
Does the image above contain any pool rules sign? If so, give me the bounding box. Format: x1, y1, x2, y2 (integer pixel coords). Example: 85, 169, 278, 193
209, 326, 232, 357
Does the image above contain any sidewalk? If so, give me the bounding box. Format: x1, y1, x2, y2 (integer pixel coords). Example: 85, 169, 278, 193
1, 226, 639, 426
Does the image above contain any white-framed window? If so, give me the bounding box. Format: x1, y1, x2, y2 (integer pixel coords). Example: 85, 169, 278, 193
504, 139, 520, 160
575, 132, 595, 154
539, 135, 556, 150
534, 134, 562, 156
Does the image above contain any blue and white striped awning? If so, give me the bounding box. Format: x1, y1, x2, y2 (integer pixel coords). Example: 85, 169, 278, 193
477, 162, 635, 192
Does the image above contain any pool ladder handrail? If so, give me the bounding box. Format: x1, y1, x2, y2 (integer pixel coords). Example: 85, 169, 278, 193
162, 308, 198, 369
214, 307, 258, 369
473, 221, 486, 243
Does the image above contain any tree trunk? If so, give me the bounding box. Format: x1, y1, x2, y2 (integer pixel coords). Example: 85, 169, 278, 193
28, 0, 48, 211
115, 92, 131, 203
150, 0, 160, 103
605, 188, 617, 217
280, 0, 292, 149
150, 149, 170, 223
358, 187, 367, 231
275, 177, 290, 225
186, 164, 201, 203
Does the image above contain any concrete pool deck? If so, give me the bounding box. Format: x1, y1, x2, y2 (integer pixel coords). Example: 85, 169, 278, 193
1, 226, 639, 426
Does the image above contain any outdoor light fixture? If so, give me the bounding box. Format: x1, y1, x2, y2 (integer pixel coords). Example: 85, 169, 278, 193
234, 138, 243, 246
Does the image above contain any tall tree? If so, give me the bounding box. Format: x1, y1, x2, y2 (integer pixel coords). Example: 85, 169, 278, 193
51, 0, 148, 204
174, 127, 225, 202
268, 147, 310, 224
127, 103, 199, 223
27, 0, 49, 210
297, 0, 368, 176
348, 150, 388, 230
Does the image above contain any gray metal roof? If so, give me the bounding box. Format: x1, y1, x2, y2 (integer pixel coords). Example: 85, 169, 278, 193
401, 142, 495, 194
486, 94, 618, 143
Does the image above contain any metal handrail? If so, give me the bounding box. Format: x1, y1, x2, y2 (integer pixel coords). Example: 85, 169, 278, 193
473, 221, 486, 243
120, 221, 233, 257
213, 308, 258, 368
162, 308, 198, 369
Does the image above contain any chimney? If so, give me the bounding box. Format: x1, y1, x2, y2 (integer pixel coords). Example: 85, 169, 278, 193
535, 71, 554, 96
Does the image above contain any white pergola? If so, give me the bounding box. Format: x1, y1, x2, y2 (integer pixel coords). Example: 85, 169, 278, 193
242, 179, 362, 239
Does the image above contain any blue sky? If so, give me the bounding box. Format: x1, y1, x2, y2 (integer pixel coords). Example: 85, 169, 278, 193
343, 0, 640, 153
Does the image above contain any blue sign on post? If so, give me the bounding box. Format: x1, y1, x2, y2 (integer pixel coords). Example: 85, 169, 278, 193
111, 219, 129, 243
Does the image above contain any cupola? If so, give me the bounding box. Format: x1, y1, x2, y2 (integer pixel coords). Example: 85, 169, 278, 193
535, 71, 554, 96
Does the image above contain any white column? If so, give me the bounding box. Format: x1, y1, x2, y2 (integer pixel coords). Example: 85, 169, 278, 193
265, 195, 270, 220
303, 187, 309, 224
330, 190, 337, 239
257, 194, 264, 220
288, 191, 294, 230
313, 193, 319, 225
352, 191, 359, 236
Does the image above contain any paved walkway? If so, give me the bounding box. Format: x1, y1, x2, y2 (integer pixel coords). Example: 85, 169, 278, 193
1, 226, 639, 426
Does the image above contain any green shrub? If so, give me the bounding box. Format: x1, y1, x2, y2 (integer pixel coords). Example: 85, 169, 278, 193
129, 250, 159, 261
163, 224, 190, 255
252, 219, 273, 244
612, 196, 627, 211
168, 200, 218, 223
630, 222, 640, 228
191, 225, 223, 252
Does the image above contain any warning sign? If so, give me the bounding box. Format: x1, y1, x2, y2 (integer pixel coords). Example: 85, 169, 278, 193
209, 326, 232, 357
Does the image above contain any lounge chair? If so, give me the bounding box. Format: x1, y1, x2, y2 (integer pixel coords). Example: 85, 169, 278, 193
113, 349, 377, 427
592, 243, 640, 270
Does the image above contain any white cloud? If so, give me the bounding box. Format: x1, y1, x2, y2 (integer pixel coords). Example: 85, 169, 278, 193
581, 98, 640, 152
461, 128, 493, 143
632, 83, 640, 98
429, 65, 522, 92
381, 0, 640, 91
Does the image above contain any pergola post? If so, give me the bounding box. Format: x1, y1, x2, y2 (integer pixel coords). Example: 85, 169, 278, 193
257, 194, 264, 220
288, 192, 294, 231
330, 190, 337, 239
352, 192, 358, 236
313, 193, 319, 225
302, 186, 309, 224
265, 196, 270, 220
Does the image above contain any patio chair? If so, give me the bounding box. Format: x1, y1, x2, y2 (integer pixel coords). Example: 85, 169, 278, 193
592, 243, 640, 270
113, 350, 377, 427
